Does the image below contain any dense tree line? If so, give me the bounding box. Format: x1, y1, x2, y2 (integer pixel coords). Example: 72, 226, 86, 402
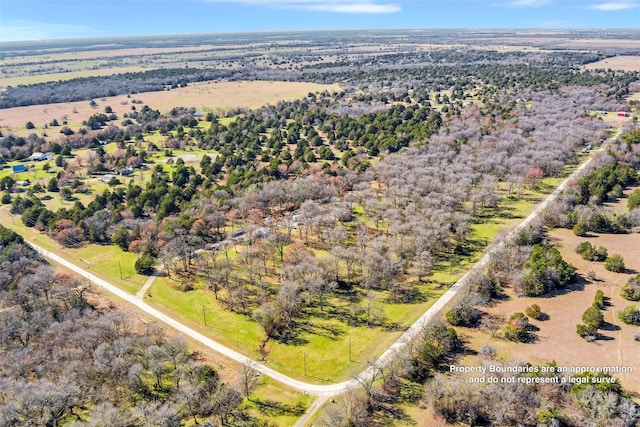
3, 46, 637, 112
0, 68, 236, 109
543, 128, 640, 235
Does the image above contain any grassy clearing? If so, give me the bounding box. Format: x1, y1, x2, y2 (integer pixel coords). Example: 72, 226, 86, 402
146, 274, 411, 382
147, 277, 264, 357
246, 376, 314, 427
0, 208, 145, 294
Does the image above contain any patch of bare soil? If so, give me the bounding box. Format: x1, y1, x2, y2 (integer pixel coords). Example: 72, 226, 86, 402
458, 225, 640, 394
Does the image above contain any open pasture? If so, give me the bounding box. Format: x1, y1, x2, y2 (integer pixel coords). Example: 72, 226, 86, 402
0, 80, 340, 135
455, 191, 640, 395
583, 55, 640, 72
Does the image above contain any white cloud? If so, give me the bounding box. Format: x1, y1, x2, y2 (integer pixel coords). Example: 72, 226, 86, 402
505, 0, 552, 6
589, 1, 638, 10
303, 3, 401, 13
202, 0, 401, 13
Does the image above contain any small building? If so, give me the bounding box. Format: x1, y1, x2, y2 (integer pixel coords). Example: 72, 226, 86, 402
98, 174, 117, 183
12, 164, 26, 173
28, 152, 47, 161
118, 166, 134, 176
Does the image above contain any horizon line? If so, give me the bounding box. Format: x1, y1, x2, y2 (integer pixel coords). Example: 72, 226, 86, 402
2, 27, 639, 45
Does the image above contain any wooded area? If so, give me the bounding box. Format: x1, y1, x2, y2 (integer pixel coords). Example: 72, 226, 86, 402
1, 30, 639, 426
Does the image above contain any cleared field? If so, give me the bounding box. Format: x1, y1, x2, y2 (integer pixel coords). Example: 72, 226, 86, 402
1, 45, 221, 65
0, 80, 341, 133
129, 80, 341, 113
0, 66, 146, 88
583, 55, 640, 72
455, 192, 640, 395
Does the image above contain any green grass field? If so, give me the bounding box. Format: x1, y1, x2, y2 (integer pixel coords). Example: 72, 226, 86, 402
0, 207, 146, 294
246, 376, 314, 426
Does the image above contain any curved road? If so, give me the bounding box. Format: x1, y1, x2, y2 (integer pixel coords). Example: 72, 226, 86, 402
21, 131, 618, 426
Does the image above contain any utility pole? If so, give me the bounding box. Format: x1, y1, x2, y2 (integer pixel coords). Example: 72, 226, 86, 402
349, 336, 352, 362
304, 352, 307, 376
202, 305, 207, 326
118, 261, 123, 279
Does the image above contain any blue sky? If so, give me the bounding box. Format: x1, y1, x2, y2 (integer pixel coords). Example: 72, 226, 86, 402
0, 0, 638, 42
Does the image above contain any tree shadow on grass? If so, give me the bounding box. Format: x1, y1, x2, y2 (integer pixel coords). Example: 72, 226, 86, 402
275, 327, 309, 346
299, 321, 344, 341
386, 287, 429, 304
382, 321, 408, 332
251, 398, 306, 417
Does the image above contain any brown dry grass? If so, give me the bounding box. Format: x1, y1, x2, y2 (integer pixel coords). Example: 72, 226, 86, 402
583, 56, 640, 72
2, 45, 220, 65
0, 80, 341, 135
0, 67, 147, 88
456, 194, 640, 395
561, 39, 640, 49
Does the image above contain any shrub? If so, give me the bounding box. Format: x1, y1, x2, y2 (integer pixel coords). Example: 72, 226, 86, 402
445, 297, 481, 327
503, 312, 529, 342
577, 323, 598, 339
525, 304, 542, 320
576, 241, 608, 261
604, 254, 625, 273
575, 241, 594, 258
628, 189, 640, 211
582, 305, 604, 328
594, 289, 605, 309
521, 244, 576, 296
479, 343, 497, 360
578, 305, 603, 340
135, 254, 156, 275
621, 274, 640, 301
618, 305, 640, 325
572, 221, 588, 236
593, 246, 608, 261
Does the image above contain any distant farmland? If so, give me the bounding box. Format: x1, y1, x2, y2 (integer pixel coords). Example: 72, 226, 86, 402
583, 55, 640, 72
0, 80, 341, 134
